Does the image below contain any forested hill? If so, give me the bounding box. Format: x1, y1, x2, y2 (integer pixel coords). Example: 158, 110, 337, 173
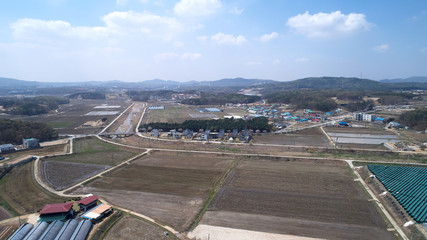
261, 77, 427, 93
0, 119, 58, 145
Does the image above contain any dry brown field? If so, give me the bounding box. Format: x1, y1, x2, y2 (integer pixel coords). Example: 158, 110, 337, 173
0, 206, 12, 220
71, 151, 233, 231
0, 163, 71, 214
0, 225, 18, 239
6, 99, 130, 135
324, 126, 392, 135
203, 158, 396, 240
41, 161, 109, 190
104, 214, 177, 240
48, 137, 140, 166
252, 127, 331, 147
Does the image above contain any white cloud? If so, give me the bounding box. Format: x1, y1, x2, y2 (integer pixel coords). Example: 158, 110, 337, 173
295, 57, 309, 62
421, 47, 427, 52
10, 18, 110, 42
174, 0, 222, 17
287, 11, 371, 38
211, 32, 247, 45
373, 44, 389, 52
181, 52, 201, 60
102, 11, 184, 40
260, 32, 278, 42
230, 6, 244, 15
116, 0, 128, 5
11, 11, 186, 43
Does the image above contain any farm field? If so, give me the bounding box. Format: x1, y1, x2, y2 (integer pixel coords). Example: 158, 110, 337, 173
324, 126, 400, 150
0, 206, 12, 221
5, 99, 130, 135
0, 163, 71, 215
142, 102, 249, 124
71, 151, 233, 231
46, 137, 140, 166
0, 225, 18, 240
192, 158, 395, 240
42, 161, 109, 190
252, 127, 331, 147
103, 214, 177, 240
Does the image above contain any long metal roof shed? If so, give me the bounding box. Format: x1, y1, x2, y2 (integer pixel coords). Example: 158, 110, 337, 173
8, 223, 33, 240
23, 221, 48, 240
39, 220, 64, 240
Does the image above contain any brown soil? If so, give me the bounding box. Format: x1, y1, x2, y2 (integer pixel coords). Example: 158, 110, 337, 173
104, 214, 175, 240
205, 158, 396, 240
0, 163, 71, 214
71, 151, 233, 231
0, 225, 18, 240
200, 211, 395, 240
0, 206, 12, 221
41, 161, 109, 190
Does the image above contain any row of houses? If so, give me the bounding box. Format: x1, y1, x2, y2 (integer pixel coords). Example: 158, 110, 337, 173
151, 128, 253, 143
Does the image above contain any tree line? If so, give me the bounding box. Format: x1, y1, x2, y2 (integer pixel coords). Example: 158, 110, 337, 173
181, 93, 260, 105
140, 117, 271, 132
68, 92, 106, 100
263, 89, 416, 112
0, 118, 58, 145
0, 96, 69, 116
399, 109, 427, 131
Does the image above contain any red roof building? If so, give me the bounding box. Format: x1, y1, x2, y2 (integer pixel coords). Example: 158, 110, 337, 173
78, 196, 99, 212
40, 202, 73, 215
78, 196, 99, 206
39, 202, 75, 222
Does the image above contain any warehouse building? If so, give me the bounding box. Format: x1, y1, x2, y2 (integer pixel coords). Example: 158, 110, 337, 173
39, 202, 74, 222
23, 138, 39, 149
0, 143, 14, 153
81, 204, 113, 223
78, 195, 99, 212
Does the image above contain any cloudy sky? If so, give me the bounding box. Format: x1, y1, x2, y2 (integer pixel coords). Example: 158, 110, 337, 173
0, 0, 426, 82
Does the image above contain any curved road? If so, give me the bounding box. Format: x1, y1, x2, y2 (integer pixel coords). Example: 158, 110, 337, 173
22, 101, 422, 240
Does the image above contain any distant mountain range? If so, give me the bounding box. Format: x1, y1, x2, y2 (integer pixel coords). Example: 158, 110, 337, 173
1, 76, 427, 95
379, 76, 427, 83
0, 77, 276, 90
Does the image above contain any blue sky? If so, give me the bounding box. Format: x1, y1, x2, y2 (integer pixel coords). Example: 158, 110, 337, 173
0, 0, 426, 82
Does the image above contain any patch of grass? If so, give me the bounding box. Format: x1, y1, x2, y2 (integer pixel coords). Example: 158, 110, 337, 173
47, 137, 139, 166
90, 211, 124, 240
187, 159, 239, 231
217, 147, 240, 152
353, 161, 427, 168
0, 163, 70, 215
46, 121, 75, 129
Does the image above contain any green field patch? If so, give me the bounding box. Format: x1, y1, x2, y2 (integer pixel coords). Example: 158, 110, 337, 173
47, 121, 76, 129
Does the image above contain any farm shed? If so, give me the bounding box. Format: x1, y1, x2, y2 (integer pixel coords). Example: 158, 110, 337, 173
69, 220, 92, 240
23, 138, 39, 149
39, 202, 74, 222
54, 219, 78, 240
23, 221, 48, 240
148, 106, 165, 110
78, 195, 99, 212
0, 143, 14, 153
81, 204, 112, 222
8, 223, 33, 240
39, 220, 64, 240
